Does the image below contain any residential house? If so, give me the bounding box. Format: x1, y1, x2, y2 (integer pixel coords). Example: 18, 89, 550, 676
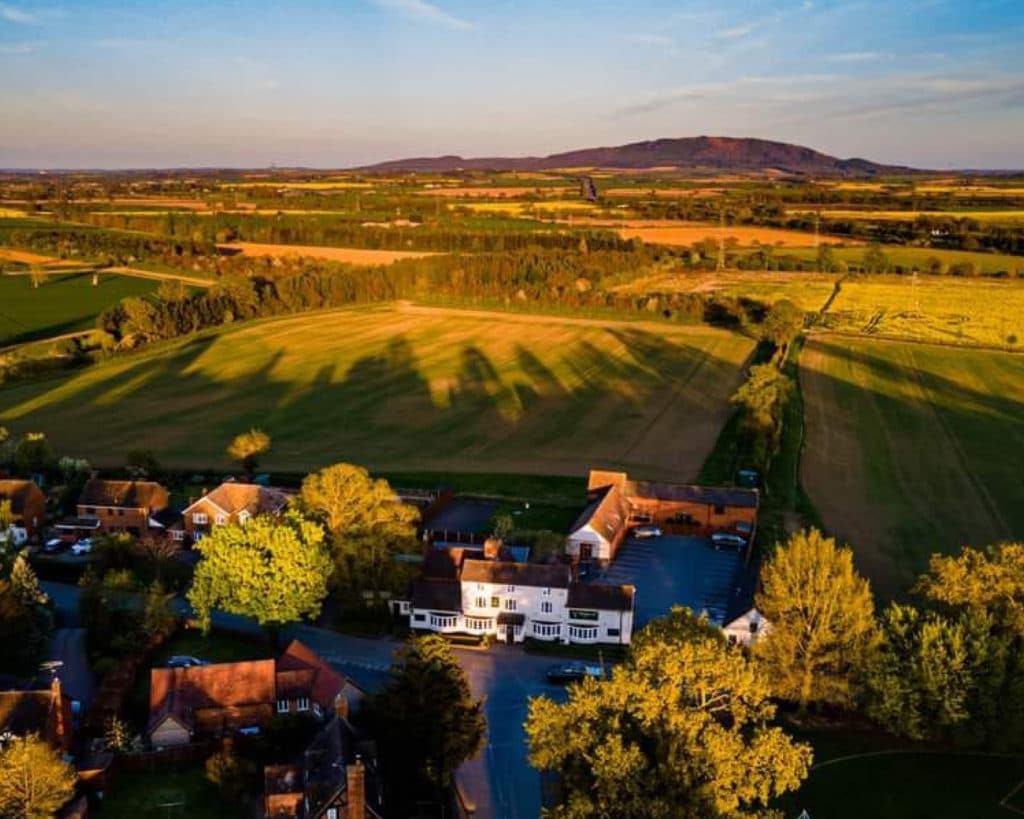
408, 557, 635, 646
567, 470, 759, 563
176, 480, 291, 542
722, 607, 772, 648
0, 479, 46, 539
0, 677, 74, 755
264, 715, 383, 819
76, 478, 170, 536
148, 642, 357, 748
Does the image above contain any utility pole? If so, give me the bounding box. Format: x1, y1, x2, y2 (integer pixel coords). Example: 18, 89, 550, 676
717, 203, 725, 272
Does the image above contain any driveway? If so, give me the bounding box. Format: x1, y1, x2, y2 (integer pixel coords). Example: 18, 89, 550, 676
592, 535, 748, 626
46, 628, 94, 707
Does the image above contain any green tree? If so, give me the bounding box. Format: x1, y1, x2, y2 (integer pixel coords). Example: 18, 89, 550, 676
188, 511, 331, 633
761, 299, 804, 350
299, 463, 419, 592
731, 364, 792, 456
9, 556, 47, 608
205, 743, 257, 803
817, 243, 837, 273
491, 512, 515, 542
13, 433, 53, 476
527, 613, 811, 819
226, 428, 271, 477
755, 528, 877, 712
0, 500, 14, 547
0, 735, 77, 819
367, 635, 485, 810
0, 576, 51, 678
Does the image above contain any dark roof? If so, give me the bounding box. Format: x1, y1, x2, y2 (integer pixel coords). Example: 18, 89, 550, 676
461, 559, 570, 589
496, 612, 525, 625
0, 480, 42, 515
627, 479, 759, 509
411, 579, 462, 611
149, 659, 276, 733
568, 583, 635, 611
422, 548, 467, 580
79, 478, 168, 510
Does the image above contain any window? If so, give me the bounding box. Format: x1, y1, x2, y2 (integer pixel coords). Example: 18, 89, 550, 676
85, 507, 96, 515
541, 588, 551, 596
569, 625, 598, 642
713, 504, 725, 515
507, 585, 515, 592
607, 628, 620, 638
430, 613, 458, 629
476, 583, 485, 591
490, 596, 499, 608
276, 699, 289, 714
193, 512, 208, 525
541, 601, 553, 614
117, 509, 124, 517
533, 622, 560, 638
238, 511, 251, 525
171, 529, 184, 541
413, 613, 426, 622
327, 810, 338, 819
504, 598, 517, 612
296, 697, 310, 712
465, 616, 492, 631
474, 596, 487, 609
215, 514, 227, 526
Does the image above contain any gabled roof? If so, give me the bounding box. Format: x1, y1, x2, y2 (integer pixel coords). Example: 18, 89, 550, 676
0, 479, 43, 515
461, 559, 570, 589
411, 579, 462, 611
567, 582, 635, 612
626, 479, 759, 509
148, 659, 276, 733
277, 641, 347, 711
182, 481, 290, 518
569, 483, 628, 542
78, 478, 168, 510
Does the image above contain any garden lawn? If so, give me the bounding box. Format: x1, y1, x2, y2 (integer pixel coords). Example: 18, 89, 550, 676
99, 768, 238, 819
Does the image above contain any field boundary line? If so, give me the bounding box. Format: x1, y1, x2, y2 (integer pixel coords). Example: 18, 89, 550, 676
806, 326, 1024, 355
1000, 778, 1024, 815
811, 748, 1024, 772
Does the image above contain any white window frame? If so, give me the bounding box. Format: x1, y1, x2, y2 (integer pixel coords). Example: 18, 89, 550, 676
569, 625, 599, 642
541, 601, 553, 614
542, 587, 551, 596
507, 585, 515, 592
312, 703, 323, 719
474, 596, 487, 609
215, 513, 227, 526
238, 510, 251, 525
430, 613, 458, 629
504, 598, 517, 612
276, 699, 289, 714
192, 512, 208, 525
327, 809, 338, 819
465, 616, 492, 631
171, 529, 184, 541
533, 622, 560, 638
296, 697, 310, 712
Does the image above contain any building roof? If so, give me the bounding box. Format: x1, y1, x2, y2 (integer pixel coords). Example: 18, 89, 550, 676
148, 659, 276, 734
567, 583, 635, 612
184, 481, 290, 518
411, 579, 462, 611
78, 478, 168, 510
461, 559, 570, 589
422, 548, 469, 580
277, 641, 347, 712
0, 479, 43, 515
625, 479, 759, 509
569, 484, 629, 540
0, 690, 54, 736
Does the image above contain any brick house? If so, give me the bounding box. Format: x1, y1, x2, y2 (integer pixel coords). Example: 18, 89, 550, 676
76, 478, 169, 536
0, 677, 74, 755
0, 479, 47, 539
176, 481, 291, 542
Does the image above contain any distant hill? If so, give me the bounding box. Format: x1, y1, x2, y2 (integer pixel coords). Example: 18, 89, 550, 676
358, 136, 919, 176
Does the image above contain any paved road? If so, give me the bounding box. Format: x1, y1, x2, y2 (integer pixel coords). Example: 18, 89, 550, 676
47, 628, 94, 707
42, 582, 559, 819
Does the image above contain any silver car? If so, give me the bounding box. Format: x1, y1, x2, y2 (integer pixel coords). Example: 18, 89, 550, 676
712, 532, 747, 550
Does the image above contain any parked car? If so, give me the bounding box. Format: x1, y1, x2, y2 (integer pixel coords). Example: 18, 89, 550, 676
546, 662, 603, 684
237, 726, 261, 737
711, 532, 747, 550
71, 538, 94, 555
166, 656, 208, 668
43, 538, 66, 554
0, 526, 28, 549
577, 561, 592, 579
633, 525, 663, 539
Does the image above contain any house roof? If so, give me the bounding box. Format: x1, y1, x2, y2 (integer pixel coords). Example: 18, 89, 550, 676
422, 548, 468, 580
411, 579, 462, 611
277, 641, 347, 711
0, 690, 54, 736
148, 659, 276, 733
79, 478, 167, 510
0, 479, 42, 515
569, 484, 628, 541
567, 582, 635, 612
183, 481, 290, 518
461, 559, 570, 589
625, 479, 759, 509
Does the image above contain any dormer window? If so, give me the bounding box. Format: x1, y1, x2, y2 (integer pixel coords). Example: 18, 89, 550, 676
193, 513, 208, 525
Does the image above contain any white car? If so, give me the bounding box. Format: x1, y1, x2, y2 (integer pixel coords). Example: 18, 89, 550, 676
633, 525, 663, 539
71, 538, 94, 555
711, 532, 747, 550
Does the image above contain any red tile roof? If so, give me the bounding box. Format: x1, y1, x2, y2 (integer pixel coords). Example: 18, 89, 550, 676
149, 659, 276, 732
276, 641, 346, 712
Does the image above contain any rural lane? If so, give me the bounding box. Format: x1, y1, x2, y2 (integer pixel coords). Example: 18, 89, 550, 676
42, 581, 557, 819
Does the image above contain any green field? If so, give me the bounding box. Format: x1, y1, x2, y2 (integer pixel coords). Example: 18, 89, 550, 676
0, 272, 159, 346
616, 270, 840, 313
785, 245, 1024, 276
800, 337, 1024, 598
822, 274, 1024, 348
0, 303, 754, 479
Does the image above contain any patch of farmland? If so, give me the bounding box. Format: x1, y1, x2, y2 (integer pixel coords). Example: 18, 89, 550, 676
418, 186, 574, 198
821, 274, 1024, 348
617, 224, 848, 248
217, 242, 437, 264
784, 245, 1024, 276
800, 337, 1024, 599
0, 302, 754, 479
787, 208, 1024, 222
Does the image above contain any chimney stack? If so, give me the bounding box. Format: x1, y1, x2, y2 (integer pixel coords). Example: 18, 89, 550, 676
483, 537, 501, 561
346, 758, 365, 819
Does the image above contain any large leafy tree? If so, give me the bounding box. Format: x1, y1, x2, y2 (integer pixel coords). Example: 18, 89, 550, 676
0, 735, 77, 819
731, 364, 792, 456
299, 463, 419, 592
367, 635, 485, 811
188, 511, 331, 633
527, 609, 811, 819
226, 428, 271, 477
761, 298, 804, 350
755, 528, 877, 712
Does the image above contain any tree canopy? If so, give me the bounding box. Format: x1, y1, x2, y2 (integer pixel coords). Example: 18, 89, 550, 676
755, 528, 877, 711
226, 428, 271, 476
188, 510, 332, 632
760, 299, 804, 349
0, 735, 77, 819
526, 608, 811, 819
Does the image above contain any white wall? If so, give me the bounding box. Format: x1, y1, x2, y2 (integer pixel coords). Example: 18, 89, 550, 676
566, 526, 611, 561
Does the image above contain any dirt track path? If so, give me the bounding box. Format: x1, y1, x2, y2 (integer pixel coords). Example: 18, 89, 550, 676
101, 266, 214, 288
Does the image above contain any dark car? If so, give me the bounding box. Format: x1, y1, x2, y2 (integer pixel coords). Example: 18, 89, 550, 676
166, 655, 208, 668
546, 661, 603, 684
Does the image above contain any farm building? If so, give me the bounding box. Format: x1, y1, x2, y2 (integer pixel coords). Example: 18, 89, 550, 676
567, 470, 759, 563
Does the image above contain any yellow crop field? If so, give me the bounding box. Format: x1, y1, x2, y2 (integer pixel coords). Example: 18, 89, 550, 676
617, 224, 849, 248
821, 274, 1024, 348
227, 181, 374, 190
218, 242, 436, 265
788, 208, 1024, 222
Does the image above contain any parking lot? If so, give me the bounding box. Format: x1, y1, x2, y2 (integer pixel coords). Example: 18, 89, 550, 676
591, 534, 751, 627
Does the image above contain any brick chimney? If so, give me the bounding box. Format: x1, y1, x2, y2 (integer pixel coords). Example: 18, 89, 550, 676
334, 692, 349, 720
346, 758, 365, 819
483, 537, 502, 561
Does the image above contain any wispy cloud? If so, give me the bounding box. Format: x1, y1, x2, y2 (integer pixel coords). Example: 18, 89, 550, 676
828, 51, 889, 63
0, 40, 40, 53
716, 23, 754, 39
373, 0, 475, 31
0, 3, 36, 23
616, 74, 839, 117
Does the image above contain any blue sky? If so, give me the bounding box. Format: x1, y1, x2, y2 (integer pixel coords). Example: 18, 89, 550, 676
1, 0, 1022, 168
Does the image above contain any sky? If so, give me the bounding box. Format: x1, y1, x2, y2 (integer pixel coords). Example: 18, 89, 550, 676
1, 0, 1023, 169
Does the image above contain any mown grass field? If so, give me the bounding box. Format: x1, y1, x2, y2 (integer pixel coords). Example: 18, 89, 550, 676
822, 274, 1024, 348
615, 270, 839, 312
0, 302, 754, 478
219, 241, 437, 264
0, 272, 159, 346
800, 337, 1024, 599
